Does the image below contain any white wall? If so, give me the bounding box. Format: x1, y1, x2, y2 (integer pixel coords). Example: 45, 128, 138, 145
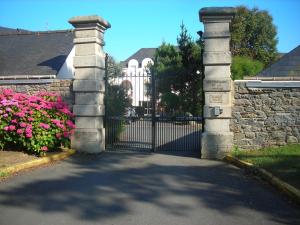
57, 47, 75, 79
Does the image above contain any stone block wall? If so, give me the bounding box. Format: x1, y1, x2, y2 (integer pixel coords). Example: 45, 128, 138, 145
231, 81, 300, 150
0, 79, 74, 106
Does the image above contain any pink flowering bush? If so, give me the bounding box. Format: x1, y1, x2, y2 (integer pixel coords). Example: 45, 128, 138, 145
0, 89, 75, 155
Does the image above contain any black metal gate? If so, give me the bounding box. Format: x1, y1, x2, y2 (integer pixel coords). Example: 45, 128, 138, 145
105, 55, 202, 153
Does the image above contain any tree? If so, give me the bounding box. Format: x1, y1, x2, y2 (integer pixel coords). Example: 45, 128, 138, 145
153, 23, 203, 115
105, 55, 131, 116
105, 55, 131, 143
231, 56, 264, 80
106, 55, 122, 80
230, 6, 278, 67
176, 23, 203, 115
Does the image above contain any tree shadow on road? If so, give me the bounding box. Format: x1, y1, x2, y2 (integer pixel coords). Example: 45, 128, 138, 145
0, 152, 299, 225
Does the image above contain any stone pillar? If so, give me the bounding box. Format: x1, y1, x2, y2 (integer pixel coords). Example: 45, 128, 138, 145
199, 7, 236, 159
69, 15, 111, 153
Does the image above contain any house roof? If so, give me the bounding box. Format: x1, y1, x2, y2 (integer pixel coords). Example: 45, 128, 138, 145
258, 45, 300, 77
0, 26, 29, 34
122, 48, 156, 66
0, 27, 74, 76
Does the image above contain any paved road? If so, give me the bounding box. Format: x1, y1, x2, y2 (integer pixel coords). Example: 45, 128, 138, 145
0, 152, 299, 225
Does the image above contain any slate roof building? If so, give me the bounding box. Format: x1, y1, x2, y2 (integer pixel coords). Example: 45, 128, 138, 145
257, 45, 300, 79
0, 27, 75, 80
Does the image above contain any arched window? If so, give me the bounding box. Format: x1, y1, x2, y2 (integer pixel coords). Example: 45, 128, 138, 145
142, 58, 154, 68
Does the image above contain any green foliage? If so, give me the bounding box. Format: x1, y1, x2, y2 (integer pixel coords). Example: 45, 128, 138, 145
0, 171, 8, 178
106, 55, 122, 79
106, 119, 125, 144
231, 6, 278, 66
153, 23, 203, 115
106, 85, 131, 116
231, 56, 264, 80
160, 92, 181, 113
105, 56, 131, 143
105, 55, 131, 116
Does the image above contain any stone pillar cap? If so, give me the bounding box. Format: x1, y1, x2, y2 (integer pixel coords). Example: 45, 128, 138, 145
69, 15, 111, 29
199, 7, 236, 22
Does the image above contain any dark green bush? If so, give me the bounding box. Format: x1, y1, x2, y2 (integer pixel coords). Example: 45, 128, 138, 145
106, 119, 125, 144
231, 56, 264, 80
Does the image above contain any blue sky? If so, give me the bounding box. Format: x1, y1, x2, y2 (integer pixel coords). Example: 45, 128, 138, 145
0, 0, 299, 61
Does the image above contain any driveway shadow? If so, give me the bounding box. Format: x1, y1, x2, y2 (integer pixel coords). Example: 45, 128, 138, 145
0, 152, 299, 225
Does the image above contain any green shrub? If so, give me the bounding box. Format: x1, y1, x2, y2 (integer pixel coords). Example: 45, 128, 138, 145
231, 56, 264, 80
105, 84, 131, 144
106, 119, 125, 144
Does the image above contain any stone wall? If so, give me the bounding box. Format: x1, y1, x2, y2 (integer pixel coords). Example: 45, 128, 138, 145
231, 80, 300, 150
0, 79, 74, 106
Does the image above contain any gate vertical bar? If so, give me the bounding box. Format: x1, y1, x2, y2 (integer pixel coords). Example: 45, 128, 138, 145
104, 53, 108, 148
151, 69, 156, 152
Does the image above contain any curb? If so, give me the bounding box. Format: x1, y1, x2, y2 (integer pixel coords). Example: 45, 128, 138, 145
223, 155, 300, 205
0, 148, 76, 178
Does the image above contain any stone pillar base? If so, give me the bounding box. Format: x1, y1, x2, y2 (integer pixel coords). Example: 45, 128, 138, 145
201, 132, 233, 159
71, 128, 105, 153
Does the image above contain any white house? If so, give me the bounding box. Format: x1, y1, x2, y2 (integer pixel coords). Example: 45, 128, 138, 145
114, 48, 156, 114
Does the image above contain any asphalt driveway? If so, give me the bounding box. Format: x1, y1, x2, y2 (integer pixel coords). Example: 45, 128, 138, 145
0, 151, 299, 225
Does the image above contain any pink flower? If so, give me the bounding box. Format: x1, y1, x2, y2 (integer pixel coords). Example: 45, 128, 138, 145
25, 126, 32, 138
51, 119, 65, 129
3, 114, 8, 118
16, 112, 25, 117
39, 123, 50, 129
66, 120, 76, 129
2, 89, 13, 96
20, 122, 27, 128
8, 125, 16, 131
28, 117, 34, 122
3, 126, 9, 131
11, 119, 17, 124
17, 129, 23, 134
59, 108, 71, 114
57, 124, 65, 129
63, 131, 69, 138
51, 119, 60, 124
6, 107, 12, 112
41, 146, 48, 151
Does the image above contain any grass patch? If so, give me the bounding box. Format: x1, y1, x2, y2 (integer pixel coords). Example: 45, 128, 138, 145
0, 171, 9, 178
232, 144, 300, 190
